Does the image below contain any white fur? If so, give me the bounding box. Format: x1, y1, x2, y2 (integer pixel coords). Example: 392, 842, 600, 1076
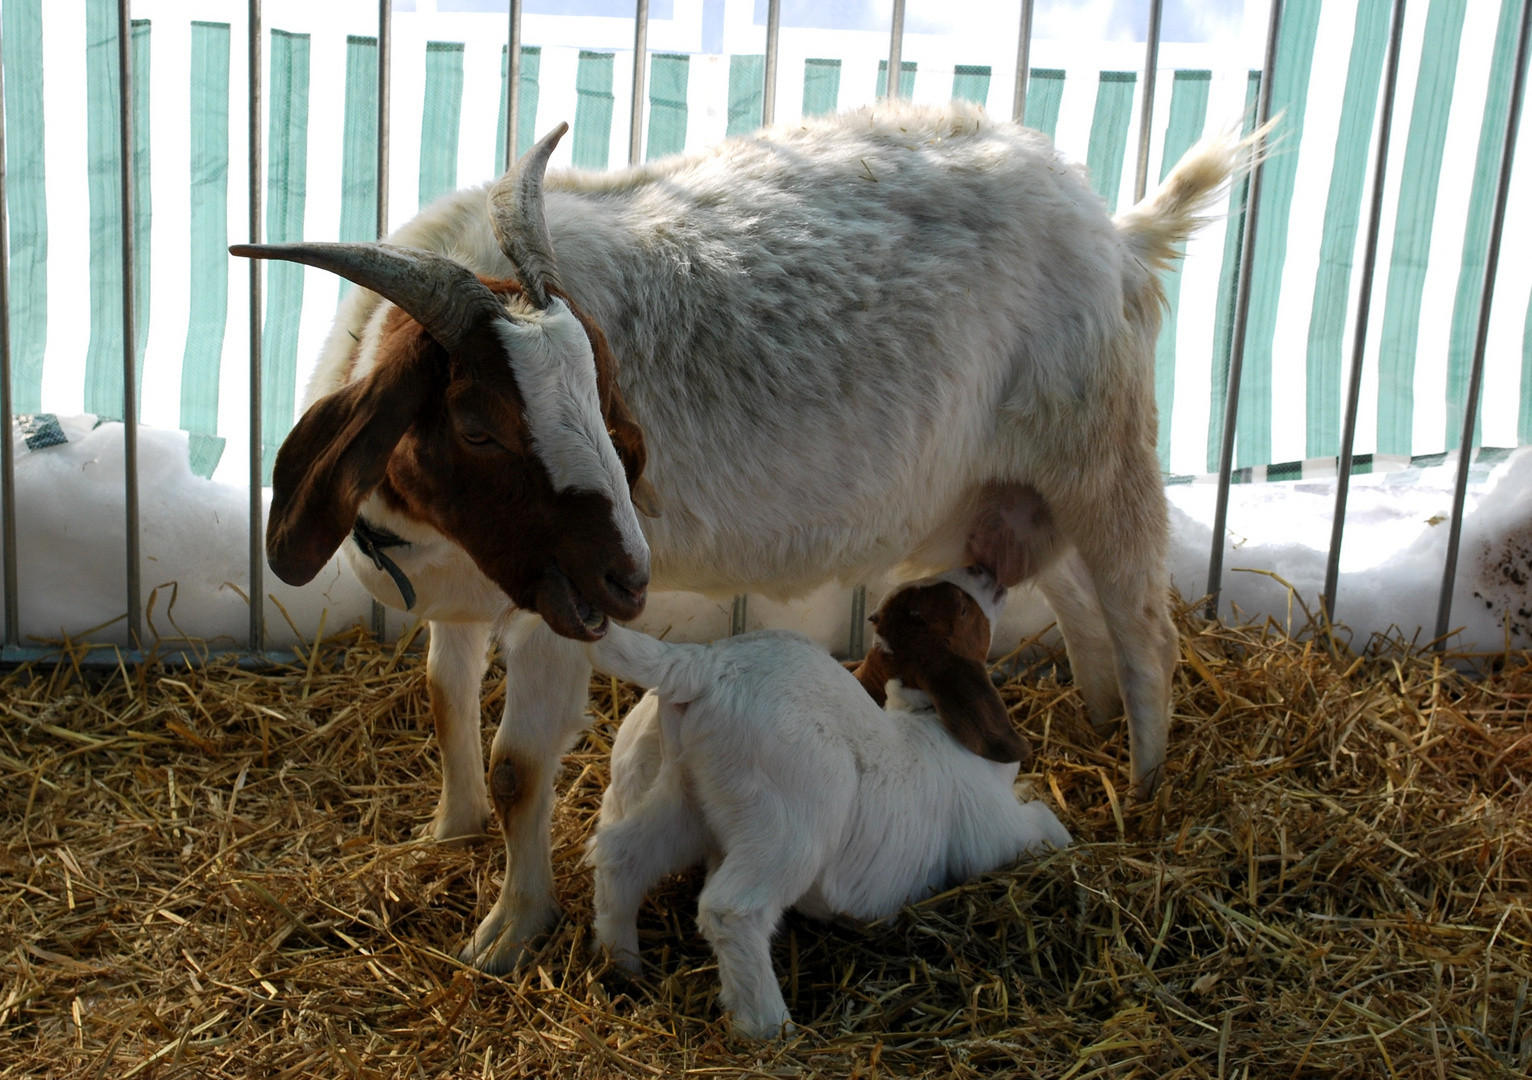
584, 617, 1069, 1039
295, 103, 1256, 970
490, 303, 648, 569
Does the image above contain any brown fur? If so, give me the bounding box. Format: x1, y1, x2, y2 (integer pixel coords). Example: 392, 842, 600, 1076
490, 754, 529, 822
853, 581, 1031, 765
267, 278, 650, 636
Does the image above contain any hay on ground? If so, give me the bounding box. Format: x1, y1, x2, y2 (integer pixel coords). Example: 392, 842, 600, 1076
1, 605, 1529, 1078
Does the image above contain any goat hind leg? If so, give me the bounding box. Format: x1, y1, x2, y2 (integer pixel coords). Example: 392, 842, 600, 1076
1035, 549, 1124, 733
459, 614, 593, 974
1054, 468, 1176, 797
696, 868, 794, 1040
590, 768, 709, 973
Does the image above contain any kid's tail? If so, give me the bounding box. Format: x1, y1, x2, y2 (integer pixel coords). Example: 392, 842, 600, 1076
586, 624, 711, 703
585, 624, 677, 689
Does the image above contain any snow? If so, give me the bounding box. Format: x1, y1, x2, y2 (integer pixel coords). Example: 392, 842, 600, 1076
4, 415, 1530, 655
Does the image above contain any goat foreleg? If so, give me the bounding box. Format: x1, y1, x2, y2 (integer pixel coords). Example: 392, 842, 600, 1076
425, 620, 493, 841
459, 613, 593, 974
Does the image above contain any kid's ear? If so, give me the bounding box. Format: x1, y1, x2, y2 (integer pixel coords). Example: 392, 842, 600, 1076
920, 655, 1031, 765
851, 643, 897, 707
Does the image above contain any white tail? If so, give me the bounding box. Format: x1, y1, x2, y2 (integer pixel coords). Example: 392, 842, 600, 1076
1115, 118, 1278, 274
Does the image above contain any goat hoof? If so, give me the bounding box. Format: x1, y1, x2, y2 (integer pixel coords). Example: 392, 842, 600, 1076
459, 899, 559, 975
426, 804, 493, 845
731, 1013, 795, 1041
459, 936, 527, 976
1087, 711, 1123, 737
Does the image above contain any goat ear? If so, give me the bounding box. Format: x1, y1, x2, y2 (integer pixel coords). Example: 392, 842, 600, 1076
921, 656, 1032, 765
852, 643, 896, 707
266, 331, 437, 586
605, 390, 662, 518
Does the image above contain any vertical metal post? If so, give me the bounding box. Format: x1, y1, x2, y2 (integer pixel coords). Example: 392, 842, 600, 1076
629, 0, 649, 166
372, 0, 392, 641
1323, 0, 1407, 623
248, 0, 265, 653
848, 585, 868, 659
0, 18, 18, 647
1133, 0, 1164, 202
1205, 0, 1283, 619
118, 0, 141, 647
504, 0, 522, 171
762, 0, 781, 125
1012, 0, 1034, 122
885, 0, 906, 100
376, 0, 391, 239
1434, 0, 1532, 647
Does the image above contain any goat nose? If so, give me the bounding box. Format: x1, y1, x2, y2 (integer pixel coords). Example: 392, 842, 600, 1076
605, 565, 650, 605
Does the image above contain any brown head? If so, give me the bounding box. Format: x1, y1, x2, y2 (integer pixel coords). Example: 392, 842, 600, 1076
853, 567, 1031, 765
236, 124, 655, 640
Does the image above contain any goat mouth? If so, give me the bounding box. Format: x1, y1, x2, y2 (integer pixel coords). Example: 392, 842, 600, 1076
534, 564, 611, 641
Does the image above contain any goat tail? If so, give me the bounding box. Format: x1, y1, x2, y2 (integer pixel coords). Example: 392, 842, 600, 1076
586, 624, 710, 702
586, 624, 677, 689
1114, 117, 1278, 274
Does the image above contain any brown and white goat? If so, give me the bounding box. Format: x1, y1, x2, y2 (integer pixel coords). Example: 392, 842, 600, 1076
585, 567, 1069, 1038
240, 102, 1263, 972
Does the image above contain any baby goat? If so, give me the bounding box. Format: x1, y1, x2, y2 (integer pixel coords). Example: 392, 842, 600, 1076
584, 568, 1070, 1039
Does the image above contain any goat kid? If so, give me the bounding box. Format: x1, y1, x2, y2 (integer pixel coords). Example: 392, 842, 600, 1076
247, 103, 1268, 972
584, 567, 1070, 1039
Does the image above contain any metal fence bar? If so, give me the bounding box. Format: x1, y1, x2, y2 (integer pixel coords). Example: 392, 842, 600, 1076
504, 0, 522, 172
762, 0, 781, 126
847, 585, 868, 658
1323, 0, 1407, 623
371, 0, 392, 641
885, 0, 906, 100
248, 0, 265, 652
1205, 0, 1283, 619
376, 0, 390, 240
118, 0, 143, 647
1012, 0, 1033, 122
1133, 0, 1164, 202
0, 18, 16, 648
628, 0, 649, 165
1434, 0, 1532, 647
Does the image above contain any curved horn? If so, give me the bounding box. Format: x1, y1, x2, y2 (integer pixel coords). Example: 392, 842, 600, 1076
229, 242, 505, 352
487, 122, 568, 309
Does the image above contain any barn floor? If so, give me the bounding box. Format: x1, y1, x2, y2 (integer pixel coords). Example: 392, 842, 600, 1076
1, 604, 1529, 1079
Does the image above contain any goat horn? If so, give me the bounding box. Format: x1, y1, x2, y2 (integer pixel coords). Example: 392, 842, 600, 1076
229, 242, 505, 352
487, 122, 568, 309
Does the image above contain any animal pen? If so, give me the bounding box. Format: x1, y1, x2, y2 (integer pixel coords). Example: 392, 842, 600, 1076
2, 0, 1531, 1075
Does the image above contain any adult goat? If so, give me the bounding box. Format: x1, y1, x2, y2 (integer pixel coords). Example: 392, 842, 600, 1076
241, 101, 1258, 973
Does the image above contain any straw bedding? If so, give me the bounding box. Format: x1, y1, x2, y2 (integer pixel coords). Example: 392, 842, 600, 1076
2, 605, 1529, 1079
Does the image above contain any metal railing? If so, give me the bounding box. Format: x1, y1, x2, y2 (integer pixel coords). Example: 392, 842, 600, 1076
0, 0, 1527, 666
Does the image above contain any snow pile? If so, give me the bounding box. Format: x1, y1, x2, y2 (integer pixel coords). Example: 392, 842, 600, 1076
4, 416, 1529, 655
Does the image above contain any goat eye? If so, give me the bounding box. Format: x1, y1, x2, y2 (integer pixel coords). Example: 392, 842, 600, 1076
459, 428, 495, 447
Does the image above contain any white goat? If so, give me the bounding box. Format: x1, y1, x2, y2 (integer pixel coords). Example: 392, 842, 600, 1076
584, 567, 1070, 1039
255, 101, 1266, 972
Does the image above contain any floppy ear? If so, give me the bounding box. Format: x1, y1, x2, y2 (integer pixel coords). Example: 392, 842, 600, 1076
920, 655, 1032, 765
851, 643, 896, 707
606, 388, 662, 518
267, 330, 437, 586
